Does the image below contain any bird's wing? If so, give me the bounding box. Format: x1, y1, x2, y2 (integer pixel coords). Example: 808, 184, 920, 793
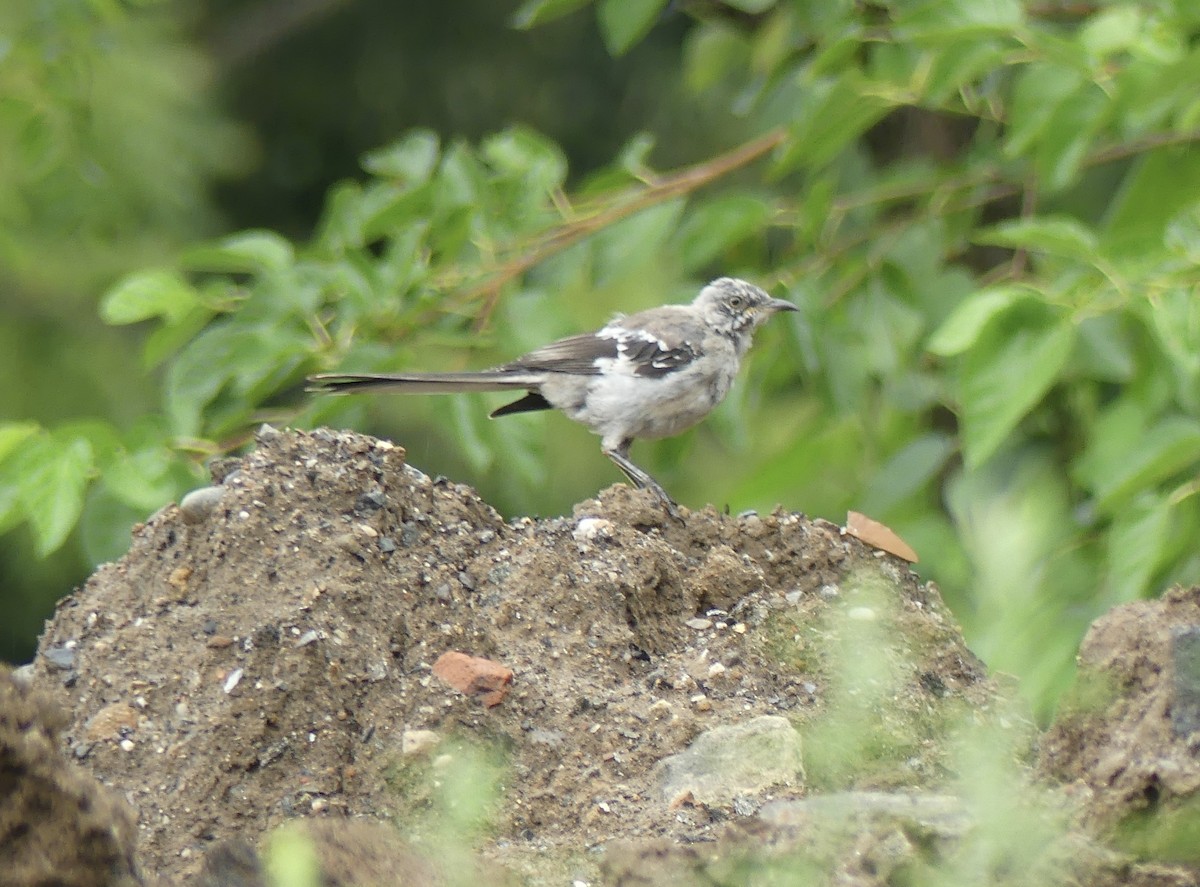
608, 307, 704, 378
506, 315, 703, 380
504, 332, 619, 375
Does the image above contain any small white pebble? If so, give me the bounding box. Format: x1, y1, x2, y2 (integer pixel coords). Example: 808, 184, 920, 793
223, 668, 243, 694
573, 517, 615, 542
686, 618, 713, 630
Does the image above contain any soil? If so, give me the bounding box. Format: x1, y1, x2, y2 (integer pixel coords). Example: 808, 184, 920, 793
13, 427, 1200, 885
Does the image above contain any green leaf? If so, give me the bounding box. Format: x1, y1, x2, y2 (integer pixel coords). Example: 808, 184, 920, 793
0, 422, 42, 534
1034, 85, 1108, 191
777, 75, 893, 171
676, 195, 772, 270
16, 432, 95, 557
181, 231, 295, 274
976, 216, 1098, 262
79, 487, 145, 566
1103, 147, 1200, 260
1004, 63, 1084, 159
593, 200, 685, 282
927, 286, 1029, 357
1086, 415, 1200, 512
101, 268, 200, 325
859, 433, 956, 515
726, 0, 776, 13
1105, 496, 1171, 604
512, 0, 590, 29
436, 143, 486, 210
361, 130, 441, 184
163, 322, 246, 437
102, 444, 178, 511
0, 421, 40, 463
1080, 5, 1143, 58
315, 181, 367, 251
597, 0, 669, 56
616, 133, 656, 181
893, 0, 1023, 40
481, 127, 568, 191
959, 316, 1074, 468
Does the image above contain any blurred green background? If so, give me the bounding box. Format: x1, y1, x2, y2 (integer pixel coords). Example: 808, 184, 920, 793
4, 0, 1200, 723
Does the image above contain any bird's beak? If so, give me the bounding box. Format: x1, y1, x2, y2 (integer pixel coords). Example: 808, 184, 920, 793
766, 298, 799, 314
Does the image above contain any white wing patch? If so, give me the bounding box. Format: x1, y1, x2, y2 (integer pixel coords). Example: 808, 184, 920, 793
599, 327, 699, 378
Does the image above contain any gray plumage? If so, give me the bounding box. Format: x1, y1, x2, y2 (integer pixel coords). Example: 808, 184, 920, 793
308, 277, 797, 513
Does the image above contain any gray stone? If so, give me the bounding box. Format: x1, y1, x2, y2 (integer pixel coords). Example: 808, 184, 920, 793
1171, 626, 1200, 737
655, 715, 804, 806
179, 485, 227, 524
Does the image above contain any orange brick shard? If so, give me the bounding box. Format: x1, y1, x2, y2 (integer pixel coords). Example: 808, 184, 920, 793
432, 651, 513, 707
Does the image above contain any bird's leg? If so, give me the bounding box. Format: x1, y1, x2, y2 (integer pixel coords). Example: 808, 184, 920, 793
603, 442, 683, 521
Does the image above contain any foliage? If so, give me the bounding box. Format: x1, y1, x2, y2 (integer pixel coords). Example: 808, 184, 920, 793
4, 0, 1200, 722
0, 0, 247, 295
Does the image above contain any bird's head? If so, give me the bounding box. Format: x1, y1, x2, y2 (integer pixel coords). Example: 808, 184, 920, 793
693, 277, 798, 337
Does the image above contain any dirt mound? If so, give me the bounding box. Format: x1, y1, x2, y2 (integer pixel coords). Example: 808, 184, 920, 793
27, 425, 1169, 885
1041, 586, 1200, 865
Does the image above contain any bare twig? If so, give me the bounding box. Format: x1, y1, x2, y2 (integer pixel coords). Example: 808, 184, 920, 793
448, 129, 787, 332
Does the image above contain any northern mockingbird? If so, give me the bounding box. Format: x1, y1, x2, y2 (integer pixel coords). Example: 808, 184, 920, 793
309, 277, 797, 513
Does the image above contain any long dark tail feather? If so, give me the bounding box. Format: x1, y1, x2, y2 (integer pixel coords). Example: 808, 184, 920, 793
307, 371, 542, 396
490, 392, 553, 418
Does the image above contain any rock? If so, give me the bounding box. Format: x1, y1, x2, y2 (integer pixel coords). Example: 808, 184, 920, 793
654, 715, 804, 806
84, 702, 139, 742
179, 485, 226, 524
1171, 626, 1200, 738
432, 651, 513, 707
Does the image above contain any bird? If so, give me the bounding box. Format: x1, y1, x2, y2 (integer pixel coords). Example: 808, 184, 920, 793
308, 277, 797, 515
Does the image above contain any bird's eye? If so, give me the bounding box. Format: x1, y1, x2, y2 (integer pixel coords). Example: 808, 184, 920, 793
728, 295, 744, 309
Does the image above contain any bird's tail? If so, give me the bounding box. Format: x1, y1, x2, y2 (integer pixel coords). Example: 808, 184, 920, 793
307, 371, 542, 396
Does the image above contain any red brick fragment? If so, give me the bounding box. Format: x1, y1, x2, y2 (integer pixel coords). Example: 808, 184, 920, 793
432, 651, 513, 707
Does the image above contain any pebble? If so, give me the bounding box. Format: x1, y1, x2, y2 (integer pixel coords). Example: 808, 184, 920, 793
42, 646, 76, 670
355, 490, 387, 512
223, 668, 243, 694
1172, 626, 1200, 737
686, 618, 713, 630
179, 486, 226, 524
573, 517, 615, 542
85, 702, 139, 740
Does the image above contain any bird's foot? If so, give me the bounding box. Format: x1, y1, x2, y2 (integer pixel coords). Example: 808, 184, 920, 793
643, 481, 685, 525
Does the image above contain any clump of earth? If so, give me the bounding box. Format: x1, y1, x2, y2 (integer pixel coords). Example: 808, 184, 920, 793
11, 427, 1200, 886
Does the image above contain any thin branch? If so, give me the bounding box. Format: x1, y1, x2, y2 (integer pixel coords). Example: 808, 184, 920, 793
447, 128, 788, 331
